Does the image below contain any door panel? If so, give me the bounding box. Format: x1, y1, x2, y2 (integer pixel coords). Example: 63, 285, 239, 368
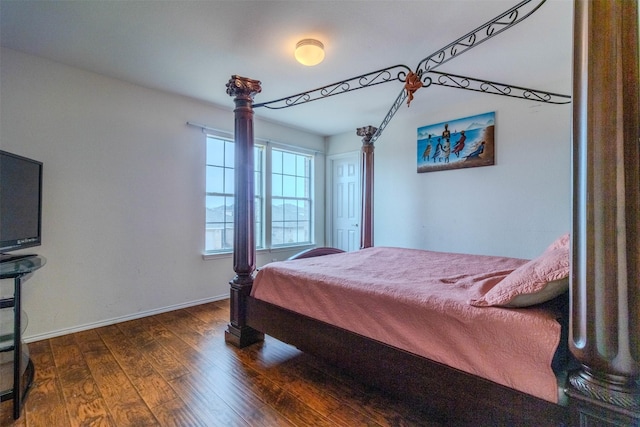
332, 155, 360, 252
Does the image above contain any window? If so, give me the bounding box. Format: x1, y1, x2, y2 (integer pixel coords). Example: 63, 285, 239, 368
271, 149, 312, 246
205, 135, 313, 254
205, 135, 264, 252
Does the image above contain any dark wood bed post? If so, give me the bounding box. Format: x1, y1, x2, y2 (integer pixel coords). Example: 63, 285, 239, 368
224, 75, 265, 348
567, 1, 640, 425
357, 125, 377, 249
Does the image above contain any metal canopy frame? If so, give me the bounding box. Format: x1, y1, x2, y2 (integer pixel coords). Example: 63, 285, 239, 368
253, 0, 570, 145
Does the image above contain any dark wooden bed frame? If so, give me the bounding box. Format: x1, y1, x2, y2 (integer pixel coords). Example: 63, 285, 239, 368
223, 1, 639, 425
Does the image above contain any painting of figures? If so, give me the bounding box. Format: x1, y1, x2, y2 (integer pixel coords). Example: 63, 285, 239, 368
417, 111, 495, 173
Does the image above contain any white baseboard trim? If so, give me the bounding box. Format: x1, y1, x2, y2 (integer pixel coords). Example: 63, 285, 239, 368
24, 294, 229, 343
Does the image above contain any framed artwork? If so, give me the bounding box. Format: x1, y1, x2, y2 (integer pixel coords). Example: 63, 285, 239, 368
417, 111, 495, 173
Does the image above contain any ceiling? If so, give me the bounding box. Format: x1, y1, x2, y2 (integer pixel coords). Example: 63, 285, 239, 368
0, 0, 573, 137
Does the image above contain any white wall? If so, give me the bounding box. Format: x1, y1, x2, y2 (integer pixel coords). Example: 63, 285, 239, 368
327, 85, 572, 260
0, 48, 325, 340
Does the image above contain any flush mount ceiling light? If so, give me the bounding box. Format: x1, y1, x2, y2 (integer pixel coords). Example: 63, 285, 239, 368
295, 39, 325, 66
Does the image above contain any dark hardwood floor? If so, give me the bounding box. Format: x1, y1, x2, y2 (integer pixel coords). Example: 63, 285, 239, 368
1, 300, 444, 426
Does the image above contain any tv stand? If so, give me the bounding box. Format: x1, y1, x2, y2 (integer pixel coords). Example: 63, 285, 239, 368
0, 255, 45, 419
0, 254, 37, 264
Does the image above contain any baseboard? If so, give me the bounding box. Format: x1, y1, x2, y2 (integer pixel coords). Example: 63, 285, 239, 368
24, 294, 229, 343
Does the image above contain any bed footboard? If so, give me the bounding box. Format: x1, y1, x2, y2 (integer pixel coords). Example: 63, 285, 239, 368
246, 296, 570, 427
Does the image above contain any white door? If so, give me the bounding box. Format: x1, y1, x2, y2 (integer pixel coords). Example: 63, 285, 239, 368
330, 154, 361, 252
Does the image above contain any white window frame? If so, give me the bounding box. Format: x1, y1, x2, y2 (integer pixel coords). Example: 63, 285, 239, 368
269, 146, 314, 249
204, 133, 314, 256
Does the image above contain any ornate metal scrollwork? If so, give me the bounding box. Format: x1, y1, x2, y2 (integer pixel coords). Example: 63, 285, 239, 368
426, 71, 571, 104
254, 65, 412, 110
369, 88, 408, 145
414, 0, 546, 75
248, 0, 567, 146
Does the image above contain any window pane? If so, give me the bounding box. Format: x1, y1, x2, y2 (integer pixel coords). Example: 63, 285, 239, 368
272, 174, 282, 197
224, 196, 234, 219
254, 146, 263, 172
255, 171, 261, 195
284, 221, 298, 244
272, 150, 282, 175
255, 198, 262, 223
255, 199, 263, 248
206, 165, 224, 193
272, 199, 284, 222
255, 222, 263, 248
254, 146, 263, 198
224, 167, 234, 194
206, 137, 224, 166
223, 223, 234, 249
224, 141, 234, 166
283, 152, 296, 175
299, 221, 310, 242
296, 177, 306, 198
304, 177, 310, 198
283, 175, 296, 197
298, 200, 310, 220
271, 224, 284, 246
206, 229, 223, 251
283, 201, 297, 221
206, 195, 225, 221
206, 192, 228, 251
296, 155, 306, 175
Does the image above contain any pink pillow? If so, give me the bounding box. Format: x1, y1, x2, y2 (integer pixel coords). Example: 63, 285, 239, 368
470, 242, 569, 308
546, 232, 570, 251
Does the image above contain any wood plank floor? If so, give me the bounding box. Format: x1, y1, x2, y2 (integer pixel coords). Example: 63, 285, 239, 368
1, 300, 444, 426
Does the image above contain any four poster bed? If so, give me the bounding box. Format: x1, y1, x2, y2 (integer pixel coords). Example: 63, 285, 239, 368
224, 1, 639, 426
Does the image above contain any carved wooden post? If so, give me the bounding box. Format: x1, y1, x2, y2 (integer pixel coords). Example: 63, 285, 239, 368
357, 126, 377, 249
567, 1, 640, 425
224, 75, 264, 348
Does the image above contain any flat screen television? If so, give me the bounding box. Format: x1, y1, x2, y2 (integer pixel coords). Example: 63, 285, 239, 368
0, 150, 43, 262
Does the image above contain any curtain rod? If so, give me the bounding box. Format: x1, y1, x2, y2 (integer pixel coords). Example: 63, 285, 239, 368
187, 121, 324, 155
186, 121, 231, 137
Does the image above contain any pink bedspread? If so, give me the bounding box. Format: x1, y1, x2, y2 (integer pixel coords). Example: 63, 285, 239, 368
251, 246, 563, 403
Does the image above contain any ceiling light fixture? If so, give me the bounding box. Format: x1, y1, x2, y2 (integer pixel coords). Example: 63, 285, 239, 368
295, 39, 325, 66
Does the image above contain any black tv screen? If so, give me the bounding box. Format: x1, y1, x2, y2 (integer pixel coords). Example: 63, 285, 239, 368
0, 150, 43, 255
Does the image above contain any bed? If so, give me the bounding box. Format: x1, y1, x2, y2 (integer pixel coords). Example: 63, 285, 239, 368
223, 1, 640, 426
253, 245, 573, 404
